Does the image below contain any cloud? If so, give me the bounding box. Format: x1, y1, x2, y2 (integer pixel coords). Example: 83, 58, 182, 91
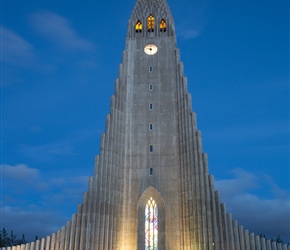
1, 165, 89, 241
176, 0, 210, 39
2, 164, 40, 183
215, 169, 290, 243
1, 26, 35, 65
1, 206, 68, 242
29, 11, 94, 51
20, 141, 75, 162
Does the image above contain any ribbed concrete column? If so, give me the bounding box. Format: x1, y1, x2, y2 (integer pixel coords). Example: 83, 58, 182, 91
272, 242, 277, 250
214, 191, 224, 250
255, 235, 261, 250
261, 237, 266, 250
244, 230, 250, 249
64, 221, 71, 250
55, 230, 61, 250
25, 243, 30, 250
74, 205, 82, 249
220, 204, 229, 250
232, 220, 240, 250
59, 226, 66, 250
30, 242, 35, 250
51, 233, 56, 250
40, 238, 45, 250
226, 213, 234, 249
249, 233, 255, 250
35, 240, 40, 250
266, 239, 271, 250
208, 175, 219, 250
68, 214, 76, 250
45, 236, 50, 250
238, 226, 245, 250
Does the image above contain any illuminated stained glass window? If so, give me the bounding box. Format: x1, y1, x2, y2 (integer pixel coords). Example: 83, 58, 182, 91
145, 197, 158, 250
148, 15, 155, 32
160, 19, 166, 32
136, 20, 142, 33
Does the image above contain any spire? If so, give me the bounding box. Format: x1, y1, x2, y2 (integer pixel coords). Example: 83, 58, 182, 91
127, 0, 175, 38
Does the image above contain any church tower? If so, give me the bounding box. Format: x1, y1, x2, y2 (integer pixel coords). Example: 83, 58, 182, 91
2, 0, 289, 250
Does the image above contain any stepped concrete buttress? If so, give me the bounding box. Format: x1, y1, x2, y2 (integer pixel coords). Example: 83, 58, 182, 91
2, 0, 289, 249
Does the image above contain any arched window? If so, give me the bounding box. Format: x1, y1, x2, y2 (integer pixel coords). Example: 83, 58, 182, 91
160, 19, 166, 32
145, 197, 158, 249
148, 14, 155, 32
136, 20, 142, 33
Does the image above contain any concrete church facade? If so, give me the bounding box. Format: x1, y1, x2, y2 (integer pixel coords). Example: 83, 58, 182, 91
2, 0, 289, 249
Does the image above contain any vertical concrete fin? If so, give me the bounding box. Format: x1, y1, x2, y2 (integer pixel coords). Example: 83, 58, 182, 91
238, 226, 245, 250
226, 213, 234, 249
94, 155, 99, 176
233, 220, 241, 250
220, 203, 229, 250
69, 214, 77, 250
249, 233, 255, 250
59, 226, 65, 250
244, 230, 250, 250
255, 235, 261, 250
45, 236, 50, 250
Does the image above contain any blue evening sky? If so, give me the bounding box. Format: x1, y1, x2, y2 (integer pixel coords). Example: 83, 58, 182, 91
1, 0, 289, 243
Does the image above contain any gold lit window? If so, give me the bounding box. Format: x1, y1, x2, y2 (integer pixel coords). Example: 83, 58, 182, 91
136, 20, 142, 33
148, 15, 154, 32
160, 19, 166, 32
145, 197, 158, 249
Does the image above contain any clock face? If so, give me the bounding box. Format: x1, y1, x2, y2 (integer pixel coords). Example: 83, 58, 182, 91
144, 44, 158, 55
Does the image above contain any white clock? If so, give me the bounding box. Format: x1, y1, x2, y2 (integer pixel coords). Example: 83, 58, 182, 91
144, 44, 158, 55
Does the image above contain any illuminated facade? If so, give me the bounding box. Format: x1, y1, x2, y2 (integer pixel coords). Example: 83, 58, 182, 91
3, 0, 290, 249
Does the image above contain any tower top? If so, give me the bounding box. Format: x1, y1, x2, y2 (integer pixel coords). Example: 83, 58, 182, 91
127, 0, 175, 38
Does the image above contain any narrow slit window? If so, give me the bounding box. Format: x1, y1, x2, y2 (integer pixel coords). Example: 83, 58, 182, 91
148, 14, 155, 32
150, 168, 153, 176
149, 84, 153, 91
160, 19, 166, 32
149, 123, 153, 131
145, 197, 158, 249
135, 20, 142, 33
149, 103, 153, 110
149, 145, 153, 152
149, 66, 153, 72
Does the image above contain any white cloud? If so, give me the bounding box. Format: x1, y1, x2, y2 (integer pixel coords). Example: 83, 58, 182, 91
215, 169, 290, 242
1, 26, 34, 65
1, 166, 89, 241
176, 0, 210, 39
20, 141, 75, 162
2, 164, 40, 183
30, 11, 94, 51
1, 206, 67, 242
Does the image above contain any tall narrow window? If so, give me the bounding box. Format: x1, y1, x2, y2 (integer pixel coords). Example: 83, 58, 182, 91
148, 14, 155, 32
149, 66, 153, 72
149, 103, 153, 110
149, 145, 153, 152
150, 168, 153, 176
160, 19, 166, 32
135, 20, 142, 33
149, 84, 153, 91
145, 197, 158, 249
149, 123, 153, 131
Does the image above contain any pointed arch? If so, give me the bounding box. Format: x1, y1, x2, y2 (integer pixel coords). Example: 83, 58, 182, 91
137, 186, 166, 250
148, 14, 155, 32
160, 19, 166, 32
135, 20, 142, 33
